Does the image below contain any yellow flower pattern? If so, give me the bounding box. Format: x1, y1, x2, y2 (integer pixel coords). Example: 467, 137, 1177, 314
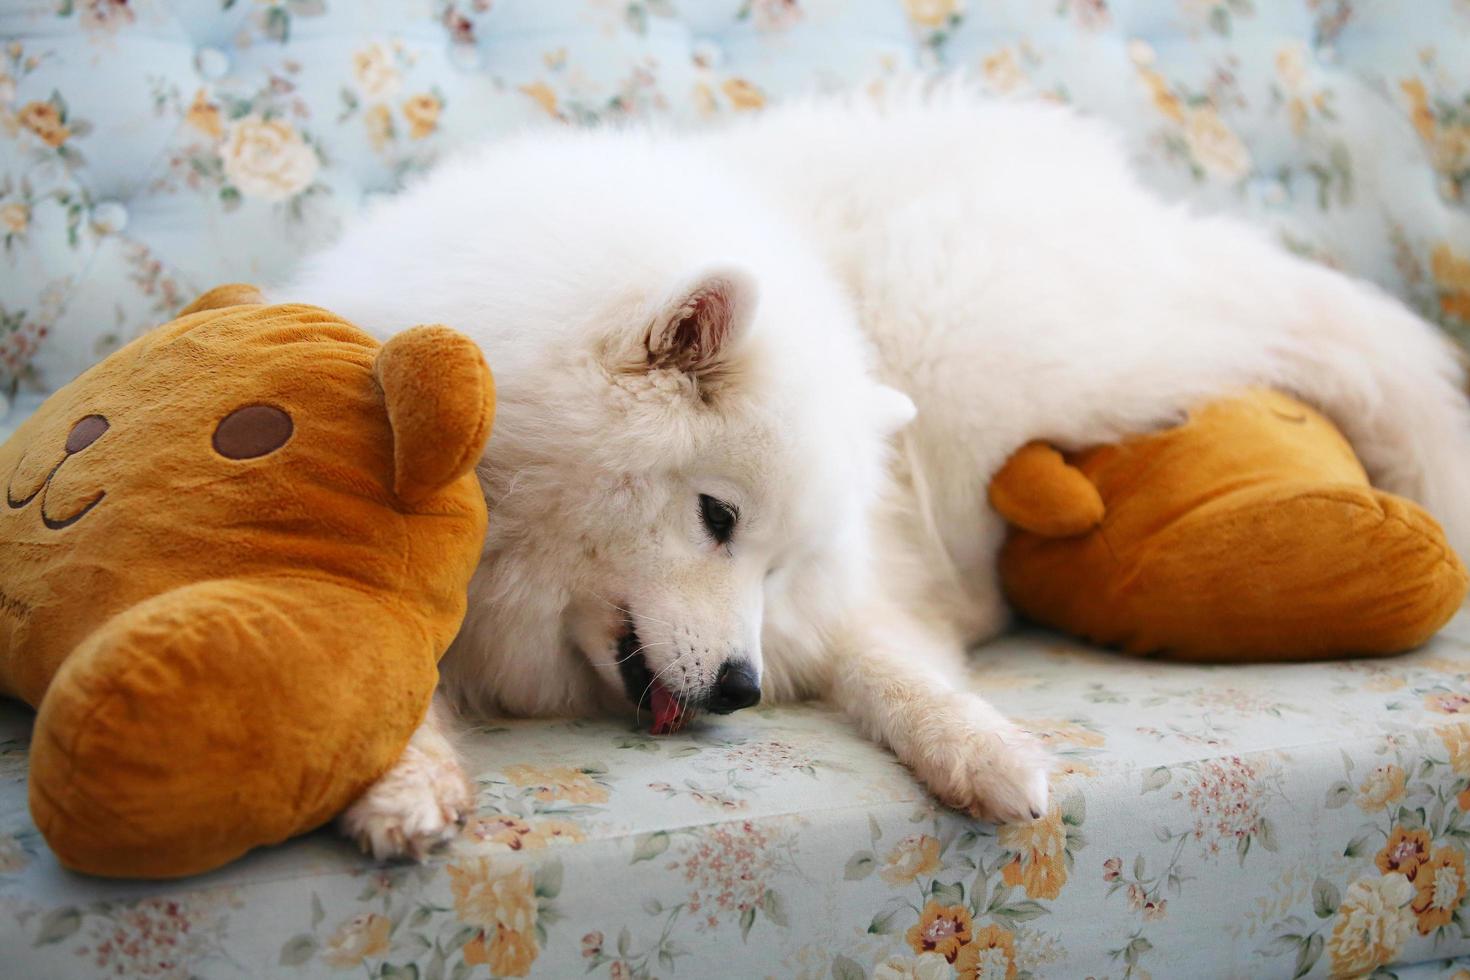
906, 901, 972, 962
1412, 846, 1467, 935
954, 924, 1018, 980
447, 859, 541, 976
880, 834, 943, 885
1431, 246, 1470, 323
220, 116, 319, 202
320, 913, 391, 968
401, 93, 442, 139
1357, 764, 1408, 811
720, 78, 766, 111
1329, 873, 1415, 977
998, 806, 1068, 900
17, 99, 67, 146
902, 0, 963, 30
503, 764, 609, 804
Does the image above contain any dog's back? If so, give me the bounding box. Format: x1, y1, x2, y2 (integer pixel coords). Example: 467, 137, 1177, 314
709, 90, 1470, 646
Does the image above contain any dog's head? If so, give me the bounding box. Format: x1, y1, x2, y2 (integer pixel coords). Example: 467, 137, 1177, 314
474, 253, 911, 731
354, 133, 918, 730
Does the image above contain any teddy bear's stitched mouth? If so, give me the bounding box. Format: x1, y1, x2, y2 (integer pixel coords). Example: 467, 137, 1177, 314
6, 414, 110, 529
5, 463, 47, 510
40, 487, 106, 529
7, 457, 106, 529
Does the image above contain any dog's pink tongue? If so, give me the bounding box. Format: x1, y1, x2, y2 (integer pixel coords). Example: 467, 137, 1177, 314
649, 683, 685, 736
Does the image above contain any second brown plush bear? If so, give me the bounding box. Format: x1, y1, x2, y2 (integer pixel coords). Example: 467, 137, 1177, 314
988, 389, 1468, 661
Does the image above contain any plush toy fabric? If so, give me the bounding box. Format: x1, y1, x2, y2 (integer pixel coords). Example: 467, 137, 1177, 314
989, 389, 1468, 662
0, 285, 493, 878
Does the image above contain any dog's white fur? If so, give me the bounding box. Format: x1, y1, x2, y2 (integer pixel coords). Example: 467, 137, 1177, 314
281, 88, 1470, 858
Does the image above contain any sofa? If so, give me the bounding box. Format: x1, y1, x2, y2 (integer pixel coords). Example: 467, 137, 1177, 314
2, 2, 1469, 977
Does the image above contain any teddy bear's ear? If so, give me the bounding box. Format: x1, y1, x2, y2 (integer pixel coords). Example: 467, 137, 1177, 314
989, 442, 1105, 538
374, 326, 495, 505
177, 283, 265, 316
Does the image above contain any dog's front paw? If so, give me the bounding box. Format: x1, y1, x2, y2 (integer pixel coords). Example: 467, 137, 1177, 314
908, 705, 1050, 825
339, 741, 474, 861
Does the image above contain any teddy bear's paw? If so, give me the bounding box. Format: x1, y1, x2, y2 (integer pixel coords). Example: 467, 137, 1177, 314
907, 704, 1051, 826
339, 738, 475, 862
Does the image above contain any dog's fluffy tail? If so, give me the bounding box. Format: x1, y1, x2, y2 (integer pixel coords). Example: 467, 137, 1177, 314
1244, 231, 1470, 556
1049, 208, 1470, 557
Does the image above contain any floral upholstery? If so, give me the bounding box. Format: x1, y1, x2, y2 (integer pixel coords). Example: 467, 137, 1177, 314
4, 1, 1470, 977
5, 616, 1470, 978
0, 0, 1467, 418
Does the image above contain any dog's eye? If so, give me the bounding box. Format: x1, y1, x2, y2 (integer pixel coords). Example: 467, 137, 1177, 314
699, 494, 738, 544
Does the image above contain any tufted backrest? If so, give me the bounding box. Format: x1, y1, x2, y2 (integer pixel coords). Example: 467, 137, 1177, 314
0, 0, 1466, 422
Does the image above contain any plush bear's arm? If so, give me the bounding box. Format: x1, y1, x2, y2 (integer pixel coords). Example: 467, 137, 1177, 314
27, 576, 438, 878
987, 442, 1105, 538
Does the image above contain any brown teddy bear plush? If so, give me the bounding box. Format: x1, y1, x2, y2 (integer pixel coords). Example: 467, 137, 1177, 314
989, 389, 1468, 661
0, 284, 494, 878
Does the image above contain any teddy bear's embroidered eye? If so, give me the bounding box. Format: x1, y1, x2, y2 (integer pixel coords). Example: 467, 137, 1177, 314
213, 405, 293, 460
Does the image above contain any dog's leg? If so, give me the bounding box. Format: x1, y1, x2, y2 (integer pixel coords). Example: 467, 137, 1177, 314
338, 693, 475, 861
824, 610, 1050, 824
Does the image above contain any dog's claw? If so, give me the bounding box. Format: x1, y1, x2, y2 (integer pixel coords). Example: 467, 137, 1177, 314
338, 738, 475, 863
906, 706, 1052, 825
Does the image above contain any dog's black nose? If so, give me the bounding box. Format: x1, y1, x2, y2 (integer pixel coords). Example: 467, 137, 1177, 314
709, 661, 761, 714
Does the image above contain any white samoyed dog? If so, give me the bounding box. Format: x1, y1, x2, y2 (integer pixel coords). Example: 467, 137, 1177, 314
278, 87, 1470, 860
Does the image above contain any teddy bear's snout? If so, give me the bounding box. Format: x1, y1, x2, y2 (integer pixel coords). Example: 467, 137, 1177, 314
6, 414, 110, 529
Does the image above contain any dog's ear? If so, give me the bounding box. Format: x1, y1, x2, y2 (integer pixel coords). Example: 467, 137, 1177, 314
872, 384, 916, 434
646, 267, 756, 377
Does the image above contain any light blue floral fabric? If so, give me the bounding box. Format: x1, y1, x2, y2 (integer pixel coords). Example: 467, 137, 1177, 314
6, 616, 1470, 978
0, 0, 1467, 414
3, 2, 1470, 978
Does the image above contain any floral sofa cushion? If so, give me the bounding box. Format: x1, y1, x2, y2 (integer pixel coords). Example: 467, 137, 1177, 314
0, 0, 1467, 414
4, 615, 1470, 978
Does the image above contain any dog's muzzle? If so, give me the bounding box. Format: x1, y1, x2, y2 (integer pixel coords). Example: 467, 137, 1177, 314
615, 616, 760, 734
